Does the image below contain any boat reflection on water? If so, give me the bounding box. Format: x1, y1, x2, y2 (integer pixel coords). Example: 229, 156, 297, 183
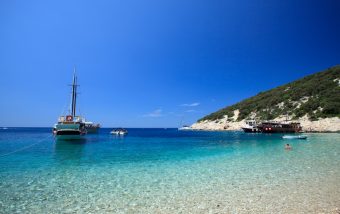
53, 139, 86, 163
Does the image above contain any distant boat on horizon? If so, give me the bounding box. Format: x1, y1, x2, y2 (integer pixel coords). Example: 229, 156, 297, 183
178, 118, 193, 131
53, 70, 87, 140
110, 128, 128, 136
178, 125, 193, 131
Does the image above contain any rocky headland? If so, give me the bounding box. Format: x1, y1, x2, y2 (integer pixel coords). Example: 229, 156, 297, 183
192, 66, 340, 132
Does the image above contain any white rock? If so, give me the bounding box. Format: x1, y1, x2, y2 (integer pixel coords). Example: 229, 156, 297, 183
191, 115, 340, 132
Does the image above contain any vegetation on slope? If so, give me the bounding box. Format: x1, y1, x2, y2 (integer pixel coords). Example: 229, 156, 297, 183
198, 66, 340, 122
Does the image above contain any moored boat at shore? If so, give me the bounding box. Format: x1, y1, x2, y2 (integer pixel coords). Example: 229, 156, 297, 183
258, 121, 302, 133
241, 120, 260, 133
241, 120, 302, 133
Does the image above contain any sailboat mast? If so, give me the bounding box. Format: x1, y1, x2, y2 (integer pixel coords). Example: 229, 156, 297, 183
71, 70, 77, 117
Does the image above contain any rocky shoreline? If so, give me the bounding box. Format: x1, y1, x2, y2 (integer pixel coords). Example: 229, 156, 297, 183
191, 112, 340, 132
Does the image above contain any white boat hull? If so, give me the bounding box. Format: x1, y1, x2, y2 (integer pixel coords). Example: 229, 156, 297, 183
110, 131, 127, 135
178, 127, 192, 131
282, 135, 307, 140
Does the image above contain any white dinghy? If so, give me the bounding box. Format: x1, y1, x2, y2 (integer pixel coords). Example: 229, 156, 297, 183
282, 135, 307, 140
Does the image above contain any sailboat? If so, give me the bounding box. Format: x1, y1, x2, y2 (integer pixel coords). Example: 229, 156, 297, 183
178, 118, 192, 131
178, 125, 192, 131
53, 70, 87, 140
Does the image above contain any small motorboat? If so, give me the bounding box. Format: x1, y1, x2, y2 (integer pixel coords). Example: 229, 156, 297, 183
282, 135, 307, 140
110, 128, 128, 136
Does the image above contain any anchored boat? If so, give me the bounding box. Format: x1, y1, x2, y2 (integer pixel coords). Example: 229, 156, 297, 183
242, 120, 303, 133
178, 125, 192, 131
84, 121, 101, 133
258, 122, 302, 133
54, 71, 87, 140
282, 135, 307, 140
241, 120, 260, 133
110, 128, 128, 136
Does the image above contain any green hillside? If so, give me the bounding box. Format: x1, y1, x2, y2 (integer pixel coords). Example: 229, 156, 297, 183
199, 66, 340, 122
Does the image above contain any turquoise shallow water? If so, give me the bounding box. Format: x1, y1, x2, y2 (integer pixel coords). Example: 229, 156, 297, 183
0, 128, 339, 213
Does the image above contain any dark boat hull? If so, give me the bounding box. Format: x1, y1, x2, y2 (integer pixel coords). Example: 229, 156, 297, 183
261, 129, 299, 133
242, 127, 260, 133
55, 130, 86, 140
86, 127, 100, 134
259, 123, 302, 133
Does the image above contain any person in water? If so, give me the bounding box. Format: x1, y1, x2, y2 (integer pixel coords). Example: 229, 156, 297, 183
285, 144, 292, 150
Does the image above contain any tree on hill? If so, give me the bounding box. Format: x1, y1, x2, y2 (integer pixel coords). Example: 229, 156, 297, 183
198, 66, 340, 122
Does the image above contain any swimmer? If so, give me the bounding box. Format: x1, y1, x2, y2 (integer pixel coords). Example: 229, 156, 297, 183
285, 143, 292, 150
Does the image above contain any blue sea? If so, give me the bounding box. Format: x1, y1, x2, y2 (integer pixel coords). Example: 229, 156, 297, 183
0, 128, 339, 213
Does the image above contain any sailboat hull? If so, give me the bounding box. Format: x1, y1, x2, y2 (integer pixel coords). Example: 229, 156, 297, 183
55, 134, 86, 140
55, 129, 86, 141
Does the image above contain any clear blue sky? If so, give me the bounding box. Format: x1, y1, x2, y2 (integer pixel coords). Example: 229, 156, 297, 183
1, 0, 339, 127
